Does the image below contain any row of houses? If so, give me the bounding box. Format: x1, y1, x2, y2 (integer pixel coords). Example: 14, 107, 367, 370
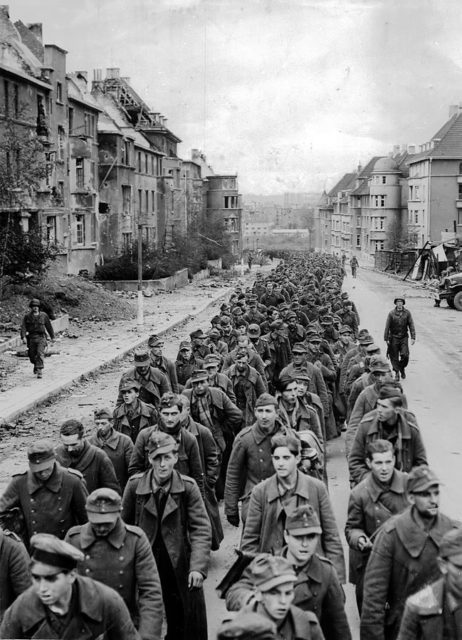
0, 6, 242, 275
313, 105, 462, 262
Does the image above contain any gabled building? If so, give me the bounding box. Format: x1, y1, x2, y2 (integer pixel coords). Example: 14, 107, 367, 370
329, 172, 356, 255
0, 6, 101, 274
407, 106, 462, 248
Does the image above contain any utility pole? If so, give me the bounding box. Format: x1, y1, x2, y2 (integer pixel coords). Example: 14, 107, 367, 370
137, 223, 144, 326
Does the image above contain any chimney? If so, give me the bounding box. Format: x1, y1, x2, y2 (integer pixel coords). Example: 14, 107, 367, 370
357, 163, 362, 173
75, 70, 88, 83
27, 22, 42, 42
93, 68, 103, 81
106, 67, 120, 79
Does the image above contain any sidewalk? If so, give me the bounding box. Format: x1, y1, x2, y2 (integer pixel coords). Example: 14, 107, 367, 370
0, 265, 273, 426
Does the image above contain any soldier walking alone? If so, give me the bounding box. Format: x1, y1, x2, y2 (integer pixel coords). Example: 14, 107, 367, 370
20, 298, 54, 378
384, 296, 416, 381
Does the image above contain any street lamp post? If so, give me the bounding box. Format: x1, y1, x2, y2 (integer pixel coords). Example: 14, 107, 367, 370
137, 223, 144, 326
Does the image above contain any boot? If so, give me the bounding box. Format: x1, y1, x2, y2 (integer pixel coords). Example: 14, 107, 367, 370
37, 370, 42, 379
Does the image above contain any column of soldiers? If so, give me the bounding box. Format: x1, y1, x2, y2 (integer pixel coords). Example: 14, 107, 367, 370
1, 252, 460, 640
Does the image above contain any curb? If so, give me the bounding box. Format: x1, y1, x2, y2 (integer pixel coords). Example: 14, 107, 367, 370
0, 291, 229, 426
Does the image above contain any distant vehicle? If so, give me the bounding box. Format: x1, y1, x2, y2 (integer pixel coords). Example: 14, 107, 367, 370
438, 272, 462, 310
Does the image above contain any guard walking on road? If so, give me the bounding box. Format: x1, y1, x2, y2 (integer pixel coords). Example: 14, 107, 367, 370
20, 298, 55, 379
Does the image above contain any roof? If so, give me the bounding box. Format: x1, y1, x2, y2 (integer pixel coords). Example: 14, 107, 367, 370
350, 180, 370, 196
408, 112, 462, 163
67, 74, 101, 112
373, 157, 399, 172
358, 156, 382, 178
328, 172, 356, 197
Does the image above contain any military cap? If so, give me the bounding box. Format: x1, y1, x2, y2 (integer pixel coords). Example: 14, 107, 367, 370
339, 325, 353, 334
211, 315, 222, 325
358, 333, 374, 346
159, 392, 180, 408
439, 527, 462, 563
341, 292, 349, 298
217, 613, 276, 640
203, 354, 221, 366
378, 383, 403, 399
235, 319, 248, 328
357, 329, 369, 338
286, 312, 297, 321
369, 355, 390, 373
29, 298, 41, 308
30, 533, 84, 571
147, 431, 178, 457
286, 505, 322, 536
366, 343, 381, 354
295, 373, 312, 385
320, 315, 333, 324
255, 393, 278, 408
247, 324, 261, 336
190, 369, 209, 383
220, 316, 232, 326
269, 319, 284, 330
343, 299, 353, 307
120, 377, 141, 392
407, 466, 440, 494
248, 295, 258, 302
94, 407, 113, 420
278, 373, 296, 389
292, 342, 308, 353
86, 488, 121, 522
148, 334, 164, 347
179, 340, 191, 350
28, 439, 56, 472
190, 329, 206, 340
307, 332, 322, 342
207, 328, 221, 338
249, 554, 297, 592
394, 296, 405, 305
133, 349, 150, 366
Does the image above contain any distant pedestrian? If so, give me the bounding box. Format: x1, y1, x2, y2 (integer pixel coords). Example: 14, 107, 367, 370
20, 298, 54, 379
350, 256, 359, 278
384, 296, 416, 381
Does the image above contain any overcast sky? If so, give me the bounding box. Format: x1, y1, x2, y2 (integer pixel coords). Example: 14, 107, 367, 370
11, 0, 462, 195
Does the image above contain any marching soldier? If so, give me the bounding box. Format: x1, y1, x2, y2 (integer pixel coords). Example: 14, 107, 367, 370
66, 488, 163, 640
0, 533, 139, 639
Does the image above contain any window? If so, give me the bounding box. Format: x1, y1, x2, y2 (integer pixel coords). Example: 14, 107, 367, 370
76, 158, 84, 189
138, 189, 142, 213
68, 107, 74, 133
122, 186, 131, 214
151, 190, 155, 212
414, 185, 420, 200
3, 79, 9, 116
46, 216, 57, 243
137, 152, 142, 173
458, 183, 462, 199
75, 214, 85, 245
379, 217, 385, 230
57, 126, 65, 161
121, 140, 130, 165
224, 196, 238, 208
123, 232, 133, 251
459, 163, 462, 175
145, 154, 149, 174
84, 113, 95, 137
151, 156, 155, 175
56, 81, 63, 103
356, 234, 361, 247
409, 185, 414, 200
382, 176, 386, 184
145, 190, 149, 212
415, 213, 419, 224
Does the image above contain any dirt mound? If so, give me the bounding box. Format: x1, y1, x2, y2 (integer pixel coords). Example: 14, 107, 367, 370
0, 275, 136, 328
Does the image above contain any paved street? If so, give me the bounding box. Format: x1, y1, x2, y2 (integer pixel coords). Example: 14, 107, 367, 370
1, 264, 462, 637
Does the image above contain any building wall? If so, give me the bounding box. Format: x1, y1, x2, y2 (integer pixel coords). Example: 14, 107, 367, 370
206, 175, 242, 255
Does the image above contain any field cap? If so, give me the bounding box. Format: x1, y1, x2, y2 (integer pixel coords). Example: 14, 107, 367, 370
30, 533, 84, 571
249, 554, 297, 592
28, 440, 56, 472
285, 505, 322, 536
147, 432, 178, 457
439, 528, 462, 564
255, 393, 278, 408
407, 466, 440, 494
134, 349, 150, 366
86, 488, 121, 523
